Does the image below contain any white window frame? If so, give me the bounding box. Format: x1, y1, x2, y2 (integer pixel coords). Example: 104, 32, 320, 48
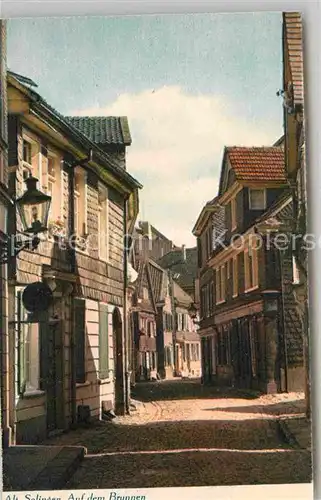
216, 265, 226, 304
22, 135, 40, 186
232, 255, 238, 297
231, 197, 237, 231
248, 188, 266, 210
98, 182, 109, 262
292, 255, 301, 285
244, 247, 259, 292
74, 173, 80, 236
46, 153, 63, 224
16, 289, 41, 395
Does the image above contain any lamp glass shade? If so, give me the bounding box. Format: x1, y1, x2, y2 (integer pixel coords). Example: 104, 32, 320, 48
16, 176, 51, 234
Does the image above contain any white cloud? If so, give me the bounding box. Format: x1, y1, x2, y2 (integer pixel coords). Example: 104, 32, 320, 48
70, 86, 281, 247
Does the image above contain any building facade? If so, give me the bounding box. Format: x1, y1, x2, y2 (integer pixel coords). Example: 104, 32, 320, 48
282, 13, 309, 414
193, 146, 304, 393
5, 71, 141, 445
0, 20, 11, 448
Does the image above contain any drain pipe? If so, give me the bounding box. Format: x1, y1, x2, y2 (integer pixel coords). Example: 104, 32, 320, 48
67, 157, 77, 427
123, 193, 130, 414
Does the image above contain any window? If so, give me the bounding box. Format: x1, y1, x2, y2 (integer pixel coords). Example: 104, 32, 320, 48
98, 182, 108, 260
23, 140, 32, 165
17, 291, 40, 394
99, 303, 109, 379
244, 245, 259, 291
74, 298, 86, 384
208, 282, 214, 316
217, 327, 230, 365
249, 188, 266, 210
74, 167, 87, 239
46, 155, 62, 225
22, 136, 40, 186
231, 198, 237, 230
182, 314, 186, 331
216, 265, 226, 304
143, 287, 149, 301
227, 259, 231, 279
249, 321, 257, 377
206, 227, 212, 260
147, 321, 154, 337
232, 256, 238, 297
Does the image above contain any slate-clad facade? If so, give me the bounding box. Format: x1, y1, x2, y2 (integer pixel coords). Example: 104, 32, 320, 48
194, 146, 304, 393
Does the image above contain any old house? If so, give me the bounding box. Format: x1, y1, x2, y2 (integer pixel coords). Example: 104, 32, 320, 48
193, 146, 304, 393
0, 20, 10, 447
6, 71, 141, 445
137, 221, 175, 261
192, 196, 225, 384
281, 13, 309, 414
130, 259, 159, 382
155, 268, 201, 380
157, 246, 198, 300
130, 223, 201, 381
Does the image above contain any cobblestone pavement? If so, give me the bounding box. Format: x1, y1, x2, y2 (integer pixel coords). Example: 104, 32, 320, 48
46, 380, 312, 488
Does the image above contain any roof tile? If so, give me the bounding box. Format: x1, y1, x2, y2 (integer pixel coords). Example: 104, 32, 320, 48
226, 146, 286, 182
65, 116, 132, 146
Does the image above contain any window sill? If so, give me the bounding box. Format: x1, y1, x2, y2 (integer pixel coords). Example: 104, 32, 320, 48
244, 285, 259, 294
232, 293, 238, 298
23, 389, 46, 399
216, 300, 226, 305
76, 380, 91, 388
98, 378, 112, 385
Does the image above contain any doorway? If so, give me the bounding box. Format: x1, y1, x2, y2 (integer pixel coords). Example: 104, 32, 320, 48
112, 307, 124, 414
41, 318, 64, 434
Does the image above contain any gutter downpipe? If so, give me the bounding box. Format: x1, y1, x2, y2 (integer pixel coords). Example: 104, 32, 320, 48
123, 193, 130, 415
67, 157, 77, 428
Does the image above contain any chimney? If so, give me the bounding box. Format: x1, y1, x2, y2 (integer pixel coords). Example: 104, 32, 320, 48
182, 244, 186, 261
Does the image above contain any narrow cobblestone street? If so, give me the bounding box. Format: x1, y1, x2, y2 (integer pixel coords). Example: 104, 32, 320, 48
42, 380, 312, 489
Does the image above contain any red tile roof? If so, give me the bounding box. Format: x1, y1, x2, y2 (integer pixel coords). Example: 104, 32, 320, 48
226, 146, 286, 182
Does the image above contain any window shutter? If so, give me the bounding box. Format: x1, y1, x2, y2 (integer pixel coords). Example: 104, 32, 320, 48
99, 303, 109, 379
74, 298, 86, 384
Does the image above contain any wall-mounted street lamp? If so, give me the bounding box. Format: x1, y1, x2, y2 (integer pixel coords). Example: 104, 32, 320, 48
0, 174, 51, 264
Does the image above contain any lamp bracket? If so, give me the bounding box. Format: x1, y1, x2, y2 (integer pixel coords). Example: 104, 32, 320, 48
0, 234, 41, 264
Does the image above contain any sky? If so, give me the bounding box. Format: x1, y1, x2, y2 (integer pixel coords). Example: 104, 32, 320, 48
7, 12, 284, 247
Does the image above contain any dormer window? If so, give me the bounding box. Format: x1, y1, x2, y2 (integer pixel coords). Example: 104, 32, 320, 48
249, 188, 266, 210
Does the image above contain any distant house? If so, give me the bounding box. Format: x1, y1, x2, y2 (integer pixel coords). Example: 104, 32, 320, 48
137, 220, 175, 261
130, 257, 160, 382
130, 227, 201, 381
157, 246, 198, 299
193, 146, 304, 393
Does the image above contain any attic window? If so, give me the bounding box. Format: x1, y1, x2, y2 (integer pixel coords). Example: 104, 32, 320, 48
249, 188, 266, 210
